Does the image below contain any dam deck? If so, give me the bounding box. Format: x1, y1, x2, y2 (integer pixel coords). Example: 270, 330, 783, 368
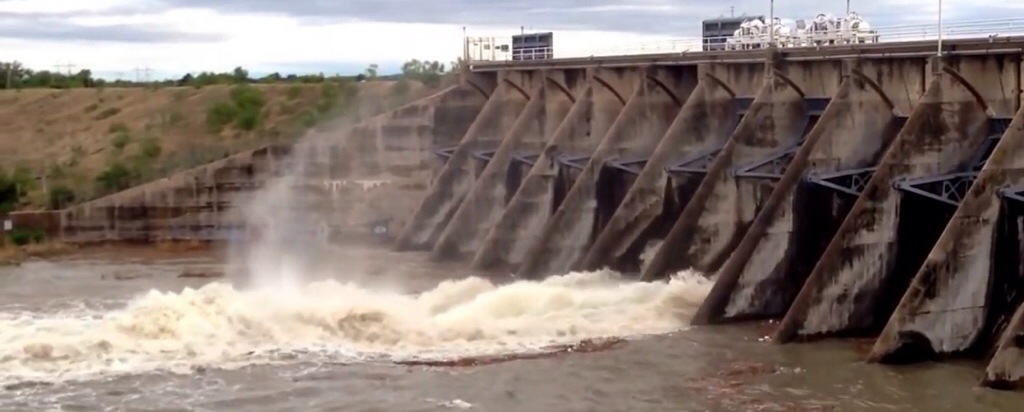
468, 36, 1024, 70
35, 34, 1024, 391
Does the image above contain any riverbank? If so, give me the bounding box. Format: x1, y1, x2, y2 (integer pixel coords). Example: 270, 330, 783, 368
0, 241, 79, 266
0, 239, 226, 267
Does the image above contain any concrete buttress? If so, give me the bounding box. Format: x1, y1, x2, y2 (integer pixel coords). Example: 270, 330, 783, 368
471, 68, 637, 272
394, 74, 533, 251
431, 70, 582, 261
870, 107, 1024, 363
639, 61, 843, 282
985, 293, 1024, 389
775, 57, 1011, 344
515, 66, 697, 278
691, 58, 927, 324
580, 63, 765, 273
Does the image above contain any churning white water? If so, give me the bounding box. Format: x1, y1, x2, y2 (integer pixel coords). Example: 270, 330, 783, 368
0, 136, 715, 386
0, 269, 712, 384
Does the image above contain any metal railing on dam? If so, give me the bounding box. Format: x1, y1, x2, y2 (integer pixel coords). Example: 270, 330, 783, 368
468, 17, 1024, 71
468, 34, 1024, 71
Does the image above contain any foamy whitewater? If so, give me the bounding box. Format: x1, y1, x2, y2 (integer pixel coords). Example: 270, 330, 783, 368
0, 137, 714, 386
0, 269, 713, 385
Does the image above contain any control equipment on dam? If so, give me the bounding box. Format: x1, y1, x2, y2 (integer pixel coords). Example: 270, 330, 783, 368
704, 11, 878, 51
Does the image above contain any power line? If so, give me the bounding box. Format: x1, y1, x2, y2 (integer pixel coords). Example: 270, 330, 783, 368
52, 62, 76, 75
133, 66, 153, 82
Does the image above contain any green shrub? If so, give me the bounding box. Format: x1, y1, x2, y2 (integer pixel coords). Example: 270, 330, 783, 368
234, 109, 260, 131
320, 81, 339, 101
94, 162, 137, 193
165, 110, 185, 125
108, 122, 130, 134
8, 231, 31, 246
229, 84, 265, 111
0, 172, 18, 213
48, 185, 75, 209
48, 163, 66, 180
205, 101, 238, 133
286, 84, 303, 100
301, 111, 319, 128
94, 107, 120, 120
111, 131, 131, 150
138, 137, 162, 159
83, 103, 99, 113
392, 79, 411, 97
6, 229, 43, 246
315, 99, 334, 114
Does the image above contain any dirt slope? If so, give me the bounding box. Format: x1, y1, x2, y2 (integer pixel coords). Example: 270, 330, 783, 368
0, 80, 426, 209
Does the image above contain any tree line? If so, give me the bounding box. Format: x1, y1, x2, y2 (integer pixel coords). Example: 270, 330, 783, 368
0, 59, 458, 90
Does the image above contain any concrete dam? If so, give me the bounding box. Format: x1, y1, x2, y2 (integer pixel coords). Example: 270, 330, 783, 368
46, 36, 1024, 390
395, 37, 1024, 390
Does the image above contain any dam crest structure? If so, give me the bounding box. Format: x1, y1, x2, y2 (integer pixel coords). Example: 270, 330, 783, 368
49, 36, 1024, 390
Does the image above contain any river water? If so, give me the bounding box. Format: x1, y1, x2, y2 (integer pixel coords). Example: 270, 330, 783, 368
1, 245, 1023, 412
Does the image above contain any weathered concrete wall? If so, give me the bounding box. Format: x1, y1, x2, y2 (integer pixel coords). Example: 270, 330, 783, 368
393, 73, 535, 250
431, 70, 583, 260
471, 68, 638, 272
985, 297, 1024, 389
639, 61, 844, 282
3, 211, 62, 238
691, 58, 927, 324
868, 107, 1024, 362
580, 63, 764, 273
515, 66, 698, 278
775, 62, 998, 343
62, 84, 486, 243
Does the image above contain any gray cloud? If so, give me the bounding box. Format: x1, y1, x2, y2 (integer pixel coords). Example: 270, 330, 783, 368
0, 4, 226, 43
154, 0, 1019, 35
0, 21, 225, 43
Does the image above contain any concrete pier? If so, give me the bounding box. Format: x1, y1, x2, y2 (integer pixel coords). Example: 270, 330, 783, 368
639, 60, 843, 282
394, 74, 533, 251
580, 63, 763, 273
471, 68, 636, 272
775, 56, 1018, 343
692, 59, 925, 324
515, 66, 695, 278
869, 105, 1022, 364
430, 70, 582, 261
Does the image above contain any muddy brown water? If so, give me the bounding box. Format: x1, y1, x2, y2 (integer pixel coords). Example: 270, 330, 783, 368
0, 245, 1022, 412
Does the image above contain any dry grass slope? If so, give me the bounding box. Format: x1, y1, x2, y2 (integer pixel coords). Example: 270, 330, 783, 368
0, 80, 427, 209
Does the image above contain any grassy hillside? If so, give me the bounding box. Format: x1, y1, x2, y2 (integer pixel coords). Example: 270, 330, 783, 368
0, 79, 430, 210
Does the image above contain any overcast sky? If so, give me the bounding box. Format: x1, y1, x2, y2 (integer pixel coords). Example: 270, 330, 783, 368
0, 0, 1021, 80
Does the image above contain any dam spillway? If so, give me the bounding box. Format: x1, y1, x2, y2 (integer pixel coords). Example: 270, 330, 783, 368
48, 36, 1024, 390
396, 36, 1024, 390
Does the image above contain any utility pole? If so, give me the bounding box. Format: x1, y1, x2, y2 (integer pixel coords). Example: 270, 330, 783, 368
133, 66, 153, 82
53, 62, 76, 75
462, 26, 468, 61
847, 0, 851, 14
937, 0, 943, 56
769, 0, 775, 46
